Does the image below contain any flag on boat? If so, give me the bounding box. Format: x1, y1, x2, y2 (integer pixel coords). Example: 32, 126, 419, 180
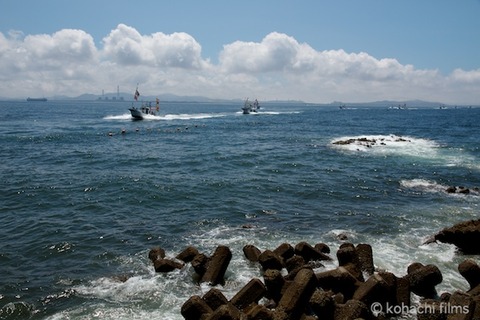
134, 89, 140, 101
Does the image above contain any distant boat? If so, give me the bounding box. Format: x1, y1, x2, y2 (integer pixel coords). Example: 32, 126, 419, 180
241, 98, 260, 114
27, 97, 47, 102
128, 86, 159, 120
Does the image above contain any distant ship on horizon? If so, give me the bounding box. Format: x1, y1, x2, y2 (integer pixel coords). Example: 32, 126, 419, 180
26, 97, 48, 102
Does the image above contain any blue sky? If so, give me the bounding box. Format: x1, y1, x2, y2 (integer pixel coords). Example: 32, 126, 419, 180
1, 0, 479, 103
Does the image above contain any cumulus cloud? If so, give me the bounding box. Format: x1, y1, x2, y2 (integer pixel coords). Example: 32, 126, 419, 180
0, 24, 478, 104
102, 24, 205, 69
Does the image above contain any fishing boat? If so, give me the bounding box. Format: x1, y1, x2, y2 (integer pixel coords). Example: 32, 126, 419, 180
128, 87, 160, 120
241, 98, 260, 114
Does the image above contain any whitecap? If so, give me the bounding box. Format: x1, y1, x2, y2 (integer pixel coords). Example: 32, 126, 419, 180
330, 134, 439, 158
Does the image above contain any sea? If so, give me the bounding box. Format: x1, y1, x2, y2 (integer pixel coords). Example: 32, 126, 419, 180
1, 100, 479, 319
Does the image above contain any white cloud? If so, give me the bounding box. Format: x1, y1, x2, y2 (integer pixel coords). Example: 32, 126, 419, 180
102, 24, 205, 69
0, 25, 478, 104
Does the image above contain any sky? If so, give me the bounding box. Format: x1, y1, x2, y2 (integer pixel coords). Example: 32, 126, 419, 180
1, 0, 480, 104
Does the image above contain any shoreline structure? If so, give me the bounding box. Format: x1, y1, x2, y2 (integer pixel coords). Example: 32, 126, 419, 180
148, 219, 480, 319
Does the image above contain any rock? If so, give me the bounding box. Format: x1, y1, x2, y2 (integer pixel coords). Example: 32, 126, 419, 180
244, 304, 274, 319
458, 259, 480, 290
334, 299, 370, 320
258, 250, 284, 271
201, 245, 232, 286
206, 303, 242, 320
230, 278, 266, 310
242, 244, 262, 262
446, 186, 457, 193
191, 253, 209, 278
316, 267, 360, 299
153, 258, 183, 273
263, 269, 286, 303
433, 219, 480, 254
202, 288, 228, 311
447, 291, 474, 320
352, 273, 390, 307
394, 275, 411, 310
336, 245, 363, 281
406, 263, 443, 299
181, 295, 213, 320
417, 299, 446, 320
274, 268, 318, 320
176, 246, 199, 263
315, 243, 331, 254
148, 247, 165, 262
273, 243, 295, 261
285, 255, 306, 273
309, 289, 335, 319
295, 241, 331, 262
356, 243, 375, 276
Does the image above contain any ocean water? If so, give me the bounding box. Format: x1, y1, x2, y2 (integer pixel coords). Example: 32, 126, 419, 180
0, 100, 479, 319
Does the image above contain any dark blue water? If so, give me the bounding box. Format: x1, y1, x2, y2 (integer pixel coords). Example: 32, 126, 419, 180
1, 100, 479, 319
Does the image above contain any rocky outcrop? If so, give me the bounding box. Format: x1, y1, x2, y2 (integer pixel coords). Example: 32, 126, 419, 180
427, 219, 480, 254
445, 186, 480, 195
150, 240, 480, 319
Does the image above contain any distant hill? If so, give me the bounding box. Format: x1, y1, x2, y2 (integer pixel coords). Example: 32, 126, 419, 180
327, 99, 456, 108
1, 93, 477, 108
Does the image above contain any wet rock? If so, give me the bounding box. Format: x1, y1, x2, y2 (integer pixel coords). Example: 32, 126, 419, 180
417, 299, 446, 320
181, 295, 213, 320
148, 247, 165, 262
201, 245, 232, 286
315, 242, 331, 254
352, 273, 390, 307
285, 255, 306, 273
433, 219, 480, 254
206, 303, 242, 320
230, 278, 266, 310
446, 186, 457, 193
447, 291, 475, 320
334, 299, 370, 320
406, 263, 443, 299
191, 253, 209, 278
295, 241, 331, 262
176, 246, 199, 263
458, 259, 480, 290
274, 268, 318, 320
153, 258, 183, 273
242, 244, 262, 262
258, 250, 284, 271
273, 243, 295, 261
309, 289, 335, 319
337, 233, 349, 241
244, 304, 274, 319
316, 266, 360, 299
336, 245, 363, 281
356, 243, 375, 276
202, 288, 228, 311
263, 269, 285, 303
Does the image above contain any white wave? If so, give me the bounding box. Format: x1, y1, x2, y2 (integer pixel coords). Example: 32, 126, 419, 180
235, 110, 301, 115
104, 113, 226, 121
399, 178, 447, 193
103, 113, 132, 120
330, 134, 439, 157
162, 113, 226, 120
50, 223, 480, 320
400, 178, 480, 198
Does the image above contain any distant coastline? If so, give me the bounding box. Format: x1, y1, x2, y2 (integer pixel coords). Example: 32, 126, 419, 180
0, 94, 473, 108
26, 97, 48, 102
